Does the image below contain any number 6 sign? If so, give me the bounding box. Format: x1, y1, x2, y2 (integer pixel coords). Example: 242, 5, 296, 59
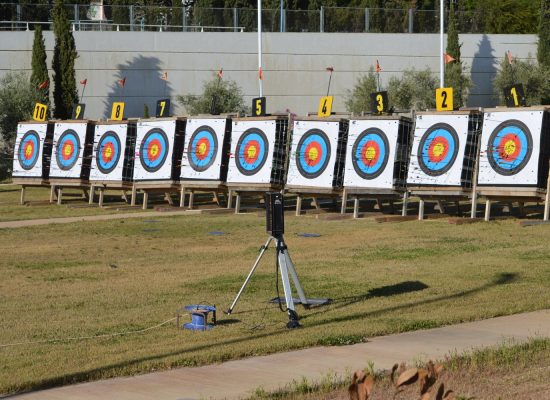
436, 87, 454, 111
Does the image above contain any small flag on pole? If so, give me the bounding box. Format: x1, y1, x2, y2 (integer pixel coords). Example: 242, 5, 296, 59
117, 77, 126, 87
376, 60, 382, 73
217, 68, 223, 79
326, 66, 334, 72
38, 80, 49, 90
507, 50, 513, 65
444, 53, 456, 64
258, 67, 263, 80
160, 71, 168, 81
80, 78, 87, 85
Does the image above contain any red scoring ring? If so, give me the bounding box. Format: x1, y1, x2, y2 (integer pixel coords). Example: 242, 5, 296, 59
361, 140, 380, 166
243, 140, 260, 164
304, 141, 323, 167
195, 137, 211, 161
428, 137, 449, 163
147, 138, 162, 162
23, 142, 35, 160
497, 133, 521, 160
61, 142, 75, 161
101, 142, 115, 163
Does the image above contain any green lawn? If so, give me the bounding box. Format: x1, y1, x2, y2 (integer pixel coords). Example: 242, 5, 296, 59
0, 189, 549, 395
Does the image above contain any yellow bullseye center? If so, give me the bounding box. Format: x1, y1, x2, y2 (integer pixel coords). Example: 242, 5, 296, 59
364, 146, 376, 161
504, 140, 516, 156
433, 143, 445, 157
308, 147, 319, 161
197, 142, 207, 156
151, 144, 158, 157
25, 146, 32, 157
105, 147, 112, 159
63, 145, 72, 157
247, 146, 257, 159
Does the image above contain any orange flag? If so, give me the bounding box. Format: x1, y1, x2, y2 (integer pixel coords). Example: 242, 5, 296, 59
507, 51, 513, 65
217, 68, 223, 79
376, 60, 382, 73
258, 67, 264, 80
444, 53, 456, 64
117, 77, 126, 87
326, 66, 334, 72
80, 78, 87, 85
160, 71, 168, 81
38, 80, 49, 90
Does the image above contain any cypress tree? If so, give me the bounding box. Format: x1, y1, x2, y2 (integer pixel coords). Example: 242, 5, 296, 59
30, 26, 50, 112
444, 2, 469, 108
52, 0, 79, 119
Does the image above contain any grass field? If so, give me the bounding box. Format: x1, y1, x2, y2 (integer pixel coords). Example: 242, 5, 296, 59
0, 186, 549, 395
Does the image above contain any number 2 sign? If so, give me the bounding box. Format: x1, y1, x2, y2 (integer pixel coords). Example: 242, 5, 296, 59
436, 87, 454, 111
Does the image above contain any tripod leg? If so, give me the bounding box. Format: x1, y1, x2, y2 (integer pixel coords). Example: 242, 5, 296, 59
278, 249, 301, 328
282, 249, 308, 306
226, 236, 273, 314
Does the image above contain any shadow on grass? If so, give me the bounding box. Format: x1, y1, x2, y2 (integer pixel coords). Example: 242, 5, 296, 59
7, 272, 519, 396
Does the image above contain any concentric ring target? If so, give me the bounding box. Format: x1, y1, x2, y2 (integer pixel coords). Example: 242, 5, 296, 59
418, 123, 459, 176
487, 120, 532, 176
56, 129, 81, 171
96, 131, 122, 174
139, 128, 169, 173
352, 128, 389, 180
18, 130, 40, 170
296, 129, 331, 179
235, 128, 269, 176
187, 125, 218, 172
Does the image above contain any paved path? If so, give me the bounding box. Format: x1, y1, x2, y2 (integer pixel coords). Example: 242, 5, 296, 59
11, 310, 550, 400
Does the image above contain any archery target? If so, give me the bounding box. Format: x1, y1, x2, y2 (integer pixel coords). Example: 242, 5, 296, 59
90, 123, 128, 181
407, 114, 470, 186
12, 123, 49, 178
478, 110, 544, 186
134, 119, 176, 181
344, 119, 400, 188
227, 120, 277, 184
181, 118, 228, 180
49, 122, 89, 179
287, 120, 340, 188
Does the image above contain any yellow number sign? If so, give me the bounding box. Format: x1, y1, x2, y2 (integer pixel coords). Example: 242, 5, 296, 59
317, 96, 333, 117
435, 88, 453, 111
252, 97, 266, 117
33, 103, 48, 122
111, 102, 125, 120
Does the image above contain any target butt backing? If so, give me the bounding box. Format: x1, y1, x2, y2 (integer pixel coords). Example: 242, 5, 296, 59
12, 121, 54, 181
49, 120, 95, 180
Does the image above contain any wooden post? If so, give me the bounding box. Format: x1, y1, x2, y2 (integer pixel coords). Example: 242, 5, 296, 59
376, 198, 384, 211
98, 189, 104, 207
401, 191, 408, 216
436, 200, 445, 214
234, 193, 241, 214
142, 191, 148, 210
296, 195, 302, 216
20, 186, 26, 205
227, 189, 233, 209
164, 192, 174, 206
179, 187, 185, 207
131, 184, 137, 206
50, 185, 56, 203
418, 199, 425, 220
353, 196, 359, 219
188, 191, 194, 209
89, 185, 95, 204
57, 187, 63, 205
484, 199, 491, 221
340, 188, 348, 214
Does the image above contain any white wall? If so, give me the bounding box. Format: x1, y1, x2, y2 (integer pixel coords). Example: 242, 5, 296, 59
0, 31, 538, 119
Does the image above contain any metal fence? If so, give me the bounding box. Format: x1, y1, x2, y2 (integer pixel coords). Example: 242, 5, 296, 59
0, 3, 499, 34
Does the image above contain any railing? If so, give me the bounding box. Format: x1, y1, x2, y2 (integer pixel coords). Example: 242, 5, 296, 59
0, 3, 531, 34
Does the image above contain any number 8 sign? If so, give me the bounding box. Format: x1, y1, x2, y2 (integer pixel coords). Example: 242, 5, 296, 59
110, 102, 125, 121
436, 87, 454, 111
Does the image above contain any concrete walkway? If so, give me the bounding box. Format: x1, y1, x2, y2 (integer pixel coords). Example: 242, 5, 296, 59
11, 310, 550, 400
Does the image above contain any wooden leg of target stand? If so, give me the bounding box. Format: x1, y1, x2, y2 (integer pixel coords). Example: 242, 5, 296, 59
89, 185, 95, 204
188, 191, 194, 209
353, 196, 359, 219
296, 195, 302, 216
50, 185, 56, 203
20, 186, 26, 205
234, 192, 241, 214
57, 187, 63, 205
142, 191, 149, 210
227, 189, 233, 209
98, 189, 105, 207
131, 184, 137, 206
340, 188, 348, 214
402, 191, 409, 216
179, 187, 185, 208
484, 199, 491, 221
418, 199, 425, 220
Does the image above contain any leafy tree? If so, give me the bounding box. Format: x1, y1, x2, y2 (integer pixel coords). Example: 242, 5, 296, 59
493, 55, 549, 106
176, 74, 247, 115
0, 72, 34, 180
444, 2, 471, 108
344, 68, 377, 114
31, 26, 50, 112
387, 67, 437, 110
52, 0, 79, 119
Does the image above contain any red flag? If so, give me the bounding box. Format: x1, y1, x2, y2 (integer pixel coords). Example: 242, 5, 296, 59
444, 53, 456, 64
217, 68, 223, 79
376, 60, 382, 73
507, 51, 513, 65
326, 66, 334, 72
160, 71, 168, 81
258, 67, 263, 80
117, 77, 126, 87
80, 78, 87, 85
38, 80, 49, 90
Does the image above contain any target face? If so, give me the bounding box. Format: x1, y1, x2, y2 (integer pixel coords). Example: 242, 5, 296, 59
296, 129, 331, 179
352, 128, 389, 180
56, 129, 81, 171
140, 128, 169, 173
487, 120, 532, 176
418, 123, 459, 176
235, 128, 269, 176
18, 131, 40, 170
96, 131, 122, 174
187, 125, 218, 172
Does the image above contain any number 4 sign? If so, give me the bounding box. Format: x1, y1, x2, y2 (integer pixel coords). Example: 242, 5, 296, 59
317, 96, 333, 117
436, 87, 454, 111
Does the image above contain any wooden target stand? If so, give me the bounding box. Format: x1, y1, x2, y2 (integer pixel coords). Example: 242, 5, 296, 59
473, 106, 550, 221
179, 180, 227, 209
226, 183, 283, 214
341, 187, 405, 218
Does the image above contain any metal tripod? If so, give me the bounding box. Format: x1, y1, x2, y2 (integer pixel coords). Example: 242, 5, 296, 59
226, 234, 311, 328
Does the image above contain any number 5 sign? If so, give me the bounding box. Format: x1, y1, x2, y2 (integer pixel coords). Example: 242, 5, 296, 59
435, 87, 453, 111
